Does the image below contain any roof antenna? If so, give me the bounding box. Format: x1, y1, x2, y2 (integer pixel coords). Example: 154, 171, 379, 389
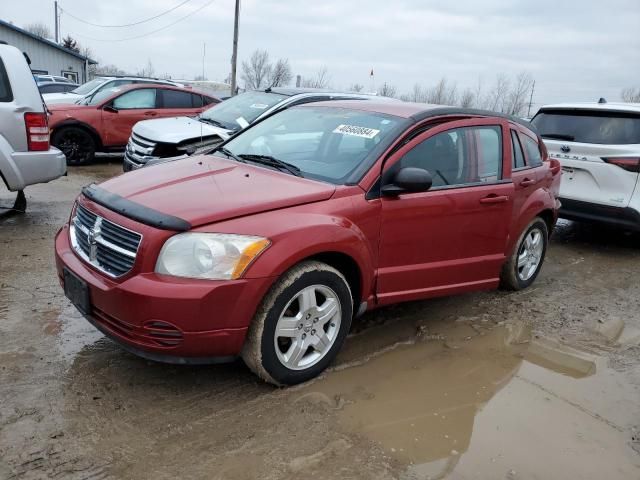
598, 97, 607, 104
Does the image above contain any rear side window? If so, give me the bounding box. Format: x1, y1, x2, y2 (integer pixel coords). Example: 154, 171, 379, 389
0, 59, 13, 102
532, 110, 640, 145
40, 84, 66, 93
161, 89, 194, 108
192, 94, 203, 108
521, 135, 543, 167
511, 131, 526, 169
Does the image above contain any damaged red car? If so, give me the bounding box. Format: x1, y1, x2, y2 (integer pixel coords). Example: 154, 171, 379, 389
55, 100, 561, 385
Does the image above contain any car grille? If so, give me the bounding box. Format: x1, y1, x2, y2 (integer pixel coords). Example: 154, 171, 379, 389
70, 203, 142, 277
125, 132, 159, 168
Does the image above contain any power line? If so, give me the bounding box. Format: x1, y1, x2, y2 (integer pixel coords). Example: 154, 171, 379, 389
69, 0, 216, 42
60, 0, 195, 28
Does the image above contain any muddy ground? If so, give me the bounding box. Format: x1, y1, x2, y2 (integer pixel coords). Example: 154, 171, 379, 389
1, 161, 639, 480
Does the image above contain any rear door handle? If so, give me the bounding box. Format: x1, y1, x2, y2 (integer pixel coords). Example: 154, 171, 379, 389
479, 195, 510, 204
519, 178, 535, 187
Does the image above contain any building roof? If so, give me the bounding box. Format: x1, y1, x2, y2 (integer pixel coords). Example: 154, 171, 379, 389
0, 18, 98, 64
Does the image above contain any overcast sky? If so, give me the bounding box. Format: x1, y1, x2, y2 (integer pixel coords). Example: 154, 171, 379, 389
3, 0, 639, 107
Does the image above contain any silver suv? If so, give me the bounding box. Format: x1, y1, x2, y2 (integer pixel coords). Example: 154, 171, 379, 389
0, 43, 66, 212
123, 88, 381, 172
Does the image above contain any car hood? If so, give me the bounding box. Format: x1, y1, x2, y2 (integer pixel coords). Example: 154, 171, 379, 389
42, 92, 82, 104
133, 116, 233, 144
97, 155, 336, 227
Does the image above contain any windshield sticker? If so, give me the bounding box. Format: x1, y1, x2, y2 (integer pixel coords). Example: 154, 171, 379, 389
333, 124, 380, 139
235, 116, 250, 128
250, 103, 269, 109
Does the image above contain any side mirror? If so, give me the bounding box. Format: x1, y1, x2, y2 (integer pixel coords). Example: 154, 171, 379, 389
381, 167, 433, 196
103, 105, 118, 113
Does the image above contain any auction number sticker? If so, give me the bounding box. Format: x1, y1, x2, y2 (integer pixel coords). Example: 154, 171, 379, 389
250, 103, 269, 109
333, 124, 380, 139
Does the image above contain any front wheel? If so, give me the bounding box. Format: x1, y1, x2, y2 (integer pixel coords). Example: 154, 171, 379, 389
242, 261, 353, 386
52, 127, 96, 166
501, 217, 549, 290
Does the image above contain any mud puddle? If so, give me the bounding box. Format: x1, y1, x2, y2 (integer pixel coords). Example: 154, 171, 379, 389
297, 321, 640, 480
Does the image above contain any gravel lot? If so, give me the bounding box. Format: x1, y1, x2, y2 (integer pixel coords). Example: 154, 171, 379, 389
1, 161, 639, 480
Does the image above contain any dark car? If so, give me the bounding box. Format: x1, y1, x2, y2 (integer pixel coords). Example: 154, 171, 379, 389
37, 81, 79, 94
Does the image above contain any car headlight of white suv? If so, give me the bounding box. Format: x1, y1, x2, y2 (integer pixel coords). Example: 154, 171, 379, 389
155, 233, 270, 280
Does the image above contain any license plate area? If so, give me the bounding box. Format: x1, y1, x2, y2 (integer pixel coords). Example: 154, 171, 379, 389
63, 268, 91, 314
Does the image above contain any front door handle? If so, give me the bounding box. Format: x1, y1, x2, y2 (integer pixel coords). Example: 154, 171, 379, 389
479, 195, 510, 204
519, 178, 535, 187
144, 111, 158, 117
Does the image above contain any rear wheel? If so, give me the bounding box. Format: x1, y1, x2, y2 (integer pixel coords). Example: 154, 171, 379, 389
501, 217, 549, 290
242, 261, 353, 385
52, 127, 96, 165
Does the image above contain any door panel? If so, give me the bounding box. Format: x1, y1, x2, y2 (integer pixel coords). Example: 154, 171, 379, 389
376, 119, 513, 304
102, 88, 157, 147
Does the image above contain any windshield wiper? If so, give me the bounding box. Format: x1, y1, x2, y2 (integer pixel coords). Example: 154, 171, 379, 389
238, 154, 303, 177
199, 117, 228, 129
541, 133, 575, 141
214, 146, 245, 163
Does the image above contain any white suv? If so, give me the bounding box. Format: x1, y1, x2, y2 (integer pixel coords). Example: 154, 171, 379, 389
0, 43, 66, 211
42, 76, 183, 105
532, 101, 640, 231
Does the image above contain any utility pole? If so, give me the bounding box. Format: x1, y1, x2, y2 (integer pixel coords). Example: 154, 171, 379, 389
54, 1, 59, 43
230, 0, 240, 96
527, 79, 536, 118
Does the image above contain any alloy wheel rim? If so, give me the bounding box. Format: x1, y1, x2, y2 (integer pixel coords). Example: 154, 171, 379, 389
517, 228, 544, 281
59, 132, 91, 162
274, 284, 341, 371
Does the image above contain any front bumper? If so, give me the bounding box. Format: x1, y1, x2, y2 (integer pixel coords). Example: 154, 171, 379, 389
55, 224, 276, 361
559, 197, 640, 231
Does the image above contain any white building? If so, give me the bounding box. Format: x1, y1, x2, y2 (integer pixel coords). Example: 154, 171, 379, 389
0, 18, 96, 83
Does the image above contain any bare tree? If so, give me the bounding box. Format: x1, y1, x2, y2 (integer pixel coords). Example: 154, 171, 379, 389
486, 74, 510, 112
459, 88, 475, 108
349, 83, 364, 92
504, 72, 534, 116
301, 66, 331, 89
136, 59, 155, 78
268, 58, 292, 87
194, 75, 208, 81
378, 82, 397, 98
621, 87, 640, 103
25, 22, 52, 39
426, 77, 458, 105
95, 64, 128, 76
241, 49, 272, 90
401, 83, 428, 102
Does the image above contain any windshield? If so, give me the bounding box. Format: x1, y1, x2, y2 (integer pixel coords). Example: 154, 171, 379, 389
72, 78, 109, 96
86, 87, 122, 106
532, 109, 640, 145
199, 91, 287, 130
219, 106, 403, 184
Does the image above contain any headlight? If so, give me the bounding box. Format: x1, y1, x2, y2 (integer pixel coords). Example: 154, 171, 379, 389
155, 233, 270, 280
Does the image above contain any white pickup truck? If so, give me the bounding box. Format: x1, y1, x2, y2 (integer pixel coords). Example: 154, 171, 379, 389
0, 43, 66, 212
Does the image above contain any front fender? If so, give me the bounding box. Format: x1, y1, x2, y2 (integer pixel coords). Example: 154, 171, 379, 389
241, 212, 376, 303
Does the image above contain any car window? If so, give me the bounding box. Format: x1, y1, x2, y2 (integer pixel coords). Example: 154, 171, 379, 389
112, 89, 157, 109
72, 78, 108, 95
161, 89, 194, 108
41, 84, 64, 93
521, 135, 543, 167
192, 94, 204, 108
399, 126, 502, 188
511, 130, 526, 169
200, 91, 288, 130
0, 58, 13, 102
222, 106, 402, 184
532, 110, 640, 145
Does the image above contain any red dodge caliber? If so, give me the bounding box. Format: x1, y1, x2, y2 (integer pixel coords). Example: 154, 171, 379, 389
55, 100, 561, 385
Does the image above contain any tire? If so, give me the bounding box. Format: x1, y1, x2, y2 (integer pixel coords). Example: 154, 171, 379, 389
242, 261, 353, 386
500, 217, 549, 291
52, 127, 96, 165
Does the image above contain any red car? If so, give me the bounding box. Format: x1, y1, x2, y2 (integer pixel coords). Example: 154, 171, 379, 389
48, 84, 219, 165
55, 100, 561, 385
